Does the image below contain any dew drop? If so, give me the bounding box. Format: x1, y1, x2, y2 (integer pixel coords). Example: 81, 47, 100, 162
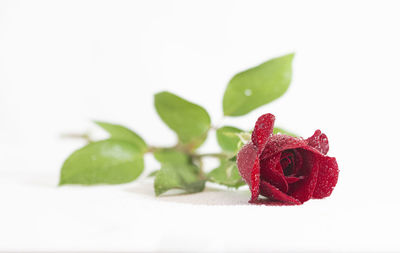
244, 89, 252, 96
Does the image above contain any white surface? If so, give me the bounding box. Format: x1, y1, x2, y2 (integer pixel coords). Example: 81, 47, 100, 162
1, 0, 400, 252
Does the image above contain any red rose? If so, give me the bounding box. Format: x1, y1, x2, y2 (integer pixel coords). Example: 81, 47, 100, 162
237, 113, 339, 205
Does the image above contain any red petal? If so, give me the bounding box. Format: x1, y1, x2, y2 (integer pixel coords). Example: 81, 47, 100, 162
237, 143, 260, 201
285, 176, 302, 184
288, 149, 319, 203
237, 143, 257, 185
313, 157, 339, 199
258, 180, 301, 205
251, 113, 275, 155
306, 130, 329, 155
293, 149, 303, 174
250, 156, 261, 202
260, 134, 309, 160
260, 153, 288, 192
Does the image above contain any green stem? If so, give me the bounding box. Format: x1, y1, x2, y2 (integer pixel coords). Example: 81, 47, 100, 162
146, 146, 160, 153
193, 153, 230, 159
192, 156, 207, 180
146, 144, 191, 154
60, 132, 93, 143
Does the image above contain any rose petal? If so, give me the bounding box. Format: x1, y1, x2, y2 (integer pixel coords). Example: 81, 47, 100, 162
306, 130, 329, 155
258, 180, 301, 205
280, 151, 293, 173
288, 149, 319, 203
237, 143, 257, 185
260, 152, 288, 192
237, 143, 260, 201
293, 149, 303, 174
261, 134, 309, 160
251, 113, 275, 154
285, 176, 302, 184
313, 157, 339, 199
250, 156, 261, 201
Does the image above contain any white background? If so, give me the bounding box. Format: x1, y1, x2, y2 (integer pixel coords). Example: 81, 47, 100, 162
1, 0, 399, 252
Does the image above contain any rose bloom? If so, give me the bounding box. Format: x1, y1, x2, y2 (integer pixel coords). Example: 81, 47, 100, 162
237, 113, 339, 205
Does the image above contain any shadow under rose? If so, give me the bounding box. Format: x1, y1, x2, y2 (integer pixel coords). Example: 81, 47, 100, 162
124, 179, 251, 206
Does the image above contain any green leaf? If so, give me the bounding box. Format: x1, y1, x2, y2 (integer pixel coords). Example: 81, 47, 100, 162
148, 170, 159, 177
216, 126, 243, 153
208, 159, 245, 188
223, 53, 294, 116
153, 149, 190, 166
153, 149, 205, 196
154, 91, 211, 148
273, 127, 297, 137
154, 166, 205, 196
59, 140, 144, 185
94, 121, 147, 153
